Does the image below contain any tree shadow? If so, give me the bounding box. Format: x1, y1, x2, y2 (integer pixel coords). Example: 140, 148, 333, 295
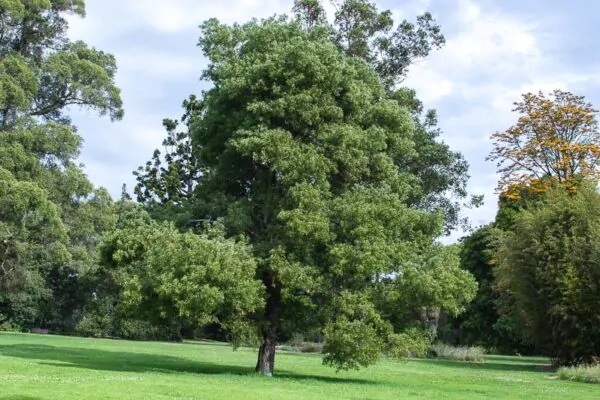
0, 344, 376, 385
413, 357, 551, 373
0, 397, 47, 400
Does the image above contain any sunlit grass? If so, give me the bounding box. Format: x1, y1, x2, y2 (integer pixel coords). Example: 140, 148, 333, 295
0, 332, 597, 399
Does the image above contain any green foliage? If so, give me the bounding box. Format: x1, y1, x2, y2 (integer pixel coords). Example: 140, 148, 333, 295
446, 224, 533, 354
0, 166, 68, 325
139, 1, 474, 236
429, 344, 486, 362
496, 182, 600, 366
293, 0, 445, 88
178, 14, 476, 374
558, 365, 600, 384
0, 0, 123, 127
97, 210, 264, 344
373, 244, 477, 338
133, 95, 202, 223
0, 0, 122, 331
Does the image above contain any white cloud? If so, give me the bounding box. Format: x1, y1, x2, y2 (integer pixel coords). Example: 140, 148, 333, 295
128, 0, 291, 32
401, 0, 600, 240
67, 1, 297, 199
404, 0, 545, 102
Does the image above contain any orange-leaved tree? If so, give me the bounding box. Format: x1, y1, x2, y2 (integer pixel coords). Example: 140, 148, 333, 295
487, 89, 600, 200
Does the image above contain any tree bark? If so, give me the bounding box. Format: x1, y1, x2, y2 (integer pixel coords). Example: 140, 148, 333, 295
421, 306, 441, 337
255, 334, 277, 376
255, 273, 280, 376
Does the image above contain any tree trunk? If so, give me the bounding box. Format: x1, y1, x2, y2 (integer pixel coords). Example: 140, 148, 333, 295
255, 273, 280, 376
255, 335, 277, 376
421, 307, 441, 337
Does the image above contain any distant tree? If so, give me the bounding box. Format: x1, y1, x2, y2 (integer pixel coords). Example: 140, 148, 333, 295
293, 0, 445, 88
0, 166, 68, 326
443, 224, 534, 353
133, 95, 203, 222
487, 90, 600, 199
374, 244, 477, 338
495, 182, 600, 366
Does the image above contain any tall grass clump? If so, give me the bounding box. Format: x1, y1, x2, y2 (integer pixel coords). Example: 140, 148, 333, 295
558, 365, 600, 384
429, 344, 485, 362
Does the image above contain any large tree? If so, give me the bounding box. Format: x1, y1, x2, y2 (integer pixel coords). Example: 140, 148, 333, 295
161, 15, 476, 376
0, 0, 122, 330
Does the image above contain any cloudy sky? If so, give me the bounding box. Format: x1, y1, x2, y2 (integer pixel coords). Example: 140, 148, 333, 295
66, 0, 600, 242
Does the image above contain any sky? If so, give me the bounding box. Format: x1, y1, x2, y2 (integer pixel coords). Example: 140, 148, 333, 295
66, 0, 600, 243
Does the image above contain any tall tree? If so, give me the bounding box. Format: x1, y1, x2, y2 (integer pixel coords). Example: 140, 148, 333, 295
293, 0, 445, 88
487, 89, 600, 199
174, 16, 476, 376
0, 0, 123, 330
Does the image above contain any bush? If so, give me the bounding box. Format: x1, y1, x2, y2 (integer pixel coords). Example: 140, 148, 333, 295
277, 333, 323, 354
278, 341, 323, 354
0, 320, 22, 332
558, 365, 600, 384
429, 344, 485, 362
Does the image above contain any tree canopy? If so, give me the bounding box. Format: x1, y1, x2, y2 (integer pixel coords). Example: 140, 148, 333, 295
487, 90, 600, 199
0, 0, 122, 331
135, 0, 476, 235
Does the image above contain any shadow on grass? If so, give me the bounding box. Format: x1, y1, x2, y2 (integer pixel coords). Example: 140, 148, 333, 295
413, 357, 551, 373
0, 344, 375, 385
0, 397, 47, 400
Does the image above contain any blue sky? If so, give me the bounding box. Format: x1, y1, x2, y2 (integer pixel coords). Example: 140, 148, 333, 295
66, 0, 600, 242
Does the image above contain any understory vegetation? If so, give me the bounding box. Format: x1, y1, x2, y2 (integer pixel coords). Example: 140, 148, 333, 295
428, 344, 486, 363
558, 365, 600, 384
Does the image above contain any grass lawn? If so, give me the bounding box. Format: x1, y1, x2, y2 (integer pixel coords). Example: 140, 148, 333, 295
0, 332, 596, 399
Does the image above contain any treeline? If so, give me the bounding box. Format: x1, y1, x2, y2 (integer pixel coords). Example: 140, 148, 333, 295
442, 90, 600, 366
1, 0, 599, 376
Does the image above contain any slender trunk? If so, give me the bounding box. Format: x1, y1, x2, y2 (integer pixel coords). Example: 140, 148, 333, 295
255, 274, 280, 376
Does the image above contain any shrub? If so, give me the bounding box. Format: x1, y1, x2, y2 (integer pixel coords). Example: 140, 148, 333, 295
429, 344, 485, 362
278, 333, 323, 354
278, 341, 323, 354
0, 321, 22, 332
558, 365, 600, 384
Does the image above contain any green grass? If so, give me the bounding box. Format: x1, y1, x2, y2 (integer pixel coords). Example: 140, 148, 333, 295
0, 333, 596, 399
558, 365, 600, 384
